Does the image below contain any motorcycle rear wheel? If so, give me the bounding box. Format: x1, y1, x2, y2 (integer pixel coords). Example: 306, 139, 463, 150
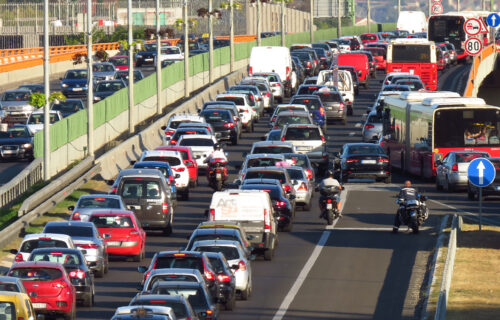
327, 210, 334, 225
216, 180, 223, 191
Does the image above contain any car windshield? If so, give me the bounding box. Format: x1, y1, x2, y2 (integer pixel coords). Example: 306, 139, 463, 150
110, 57, 128, 66
191, 235, 238, 245
136, 166, 170, 177
394, 80, 423, 90
144, 44, 157, 51
267, 130, 282, 141
121, 180, 162, 199
155, 256, 203, 271
0, 283, 19, 292
361, 34, 377, 41
43, 226, 93, 237
161, 47, 180, 54
90, 215, 134, 229
454, 152, 489, 162
284, 127, 321, 140
286, 168, 305, 180
30, 252, 82, 265
27, 113, 58, 124
284, 154, 308, 168
217, 97, 245, 105
116, 71, 142, 81
2, 91, 30, 101
245, 171, 285, 182
277, 107, 305, 114
194, 246, 240, 260
95, 82, 124, 92
201, 111, 231, 121
93, 64, 114, 72
179, 138, 214, 147
143, 156, 181, 166
77, 197, 121, 209
18, 85, 42, 93
291, 98, 322, 110
65, 70, 87, 79
0, 128, 30, 138
241, 185, 281, 199
347, 145, 384, 154
130, 300, 188, 318
208, 257, 226, 273
151, 286, 208, 310
20, 239, 68, 253
367, 115, 384, 124
148, 274, 198, 289
0, 302, 15, 320
52, 100, 83, 112
276, 116, 311, 127
246, 158, 281, 168
10, 267, 62, 281
253, 146, 293, 154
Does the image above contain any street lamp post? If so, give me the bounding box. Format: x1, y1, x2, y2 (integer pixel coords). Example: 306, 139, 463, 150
230, 0, 235, 71
128, 0, 135, 134
209, 0, 214, 83
184, 0, 190, 97
256, 0, 261, 46
281, 0, 285, 47
310, 0, 314, 42
156, 0, 162, 115
87, 0, 94, 157
337, 0, 341, 38
43, 0, 50, 180
367, 0, 371, 32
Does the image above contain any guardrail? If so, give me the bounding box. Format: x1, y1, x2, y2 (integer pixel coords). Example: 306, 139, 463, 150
464, 44, 496, 97
0, 158, 43, 210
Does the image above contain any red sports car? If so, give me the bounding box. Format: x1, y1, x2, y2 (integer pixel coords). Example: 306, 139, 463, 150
88, 209, 146, 262
156, 145, 199, 187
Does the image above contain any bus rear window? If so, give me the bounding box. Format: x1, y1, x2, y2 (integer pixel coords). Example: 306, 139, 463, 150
392, 45, 431, 63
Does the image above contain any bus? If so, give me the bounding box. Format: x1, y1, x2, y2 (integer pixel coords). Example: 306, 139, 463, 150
386, 39, 438, 91
428, 11, 494, 62
381, 92, 500, 179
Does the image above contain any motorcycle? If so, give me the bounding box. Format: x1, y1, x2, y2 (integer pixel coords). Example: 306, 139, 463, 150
395, 195, 428, 233
316, 185, 342, 225
207, 160, 227, 191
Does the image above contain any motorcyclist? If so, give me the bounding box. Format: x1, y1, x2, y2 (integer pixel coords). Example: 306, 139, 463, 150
393, 180, 428, 233
204, 144, 228, 179
318, 170, 342, 218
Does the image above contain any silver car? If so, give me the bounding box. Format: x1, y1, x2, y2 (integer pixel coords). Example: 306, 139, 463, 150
236, 153, 286, 180
286, 165, 313, 210
191, 239, 253, 300
141, 268, 205, 291
283, 153, 316, 182
43, 221, 109, 277
435, 151, 490, 192
280, 124, 329, 170
362, 111, 384, 142
0, 89, 35, 122
93, 62, 117, 81
68, 194, 127, 222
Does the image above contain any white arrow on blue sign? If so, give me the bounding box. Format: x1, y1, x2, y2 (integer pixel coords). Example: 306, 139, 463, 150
486, 13, 500, 28
467, 158, 496, 187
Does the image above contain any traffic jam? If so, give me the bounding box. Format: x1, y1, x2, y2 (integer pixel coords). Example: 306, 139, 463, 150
1, 10, 500, 320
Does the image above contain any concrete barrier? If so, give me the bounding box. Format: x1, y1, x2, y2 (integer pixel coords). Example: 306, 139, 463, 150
464, 45, 497, 97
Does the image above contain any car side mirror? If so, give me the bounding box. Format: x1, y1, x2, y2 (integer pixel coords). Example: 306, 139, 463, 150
105, 180, 114, 186
289, 194, 296, 200
161, 125, 167, 130
185, 160, 194, 166
67, 206, 74, 211
129, 160, 136, 165
36, 314, 45, 320
230, 264, 239, 270
137, 266, 147, 273
136, 284, 143, 291
9, 249, 17, 255
59, 78, 63, 81
175, 174, 181, 179
195, 155, 201, 159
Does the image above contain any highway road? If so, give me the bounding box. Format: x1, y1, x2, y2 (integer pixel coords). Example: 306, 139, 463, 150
70, 69, 500, 320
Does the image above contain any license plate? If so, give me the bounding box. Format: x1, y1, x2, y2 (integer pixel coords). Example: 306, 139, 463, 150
107, 241, 120, 246
145, 58, 153, 61
361, 160, 376, 164
2, 150, 15, 154
216, 173, 222, 179
326, 203, 333, 209
298, 146, 311, 151
33, 303, 46, 309
72, 87, 82, 91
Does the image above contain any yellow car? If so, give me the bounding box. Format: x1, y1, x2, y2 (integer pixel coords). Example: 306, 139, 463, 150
0, 291, 38, 320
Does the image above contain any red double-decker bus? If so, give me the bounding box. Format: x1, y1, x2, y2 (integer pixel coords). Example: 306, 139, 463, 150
381, 92, 500, 179
386, 39, 438, 91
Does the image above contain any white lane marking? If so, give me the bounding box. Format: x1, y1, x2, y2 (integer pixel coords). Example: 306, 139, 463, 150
355, 123, 362, 128
348, 132, 356, 136
428, 198, 500, 226
272, 187, 349, 319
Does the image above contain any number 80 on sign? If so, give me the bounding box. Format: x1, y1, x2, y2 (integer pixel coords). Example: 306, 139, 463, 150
464, 37, 483, 55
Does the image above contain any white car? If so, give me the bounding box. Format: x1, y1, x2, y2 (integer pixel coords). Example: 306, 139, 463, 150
270, 104, 308, 126
285, 165, 313, 210
191, 239, 253, 299
26, 110, 63, 134
11, 233, 75, 263
139, 150, 190, 199
251, 72, 284, 106
154, 46, 184, 67
161, 114, 206, 143
176, 134, 219, 169
237, 153, 286, 180
216, 92, 256, 125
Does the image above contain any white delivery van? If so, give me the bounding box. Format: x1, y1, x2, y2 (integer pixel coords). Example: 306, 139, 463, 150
397, 11, 427, 34
249, 46, 293, 98
207, 190, 277, 260
317, 69, 355, 109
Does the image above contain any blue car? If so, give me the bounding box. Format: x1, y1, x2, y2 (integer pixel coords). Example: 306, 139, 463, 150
133, 161, 178, 207
60, 69, 92, 97
290, 94, 327, 132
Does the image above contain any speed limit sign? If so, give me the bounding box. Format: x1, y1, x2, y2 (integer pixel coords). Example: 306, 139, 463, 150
464, 37, 483, 55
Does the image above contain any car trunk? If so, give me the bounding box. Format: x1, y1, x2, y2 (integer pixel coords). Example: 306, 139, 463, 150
118, 178, 165, 227
347, 154, 387, 171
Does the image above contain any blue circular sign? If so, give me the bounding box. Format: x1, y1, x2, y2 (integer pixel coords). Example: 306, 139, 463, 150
467, 158, 496, 187
486, 13, 500, 28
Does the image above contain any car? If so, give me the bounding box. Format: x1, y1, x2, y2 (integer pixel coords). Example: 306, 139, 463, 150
93, 79, 127, 102
228, 85, 266, 114
381, 84, 411, 93
272, 111, 313, 130
17, 83, 44, 93
113, 168, 175, 234
250, 72, 284, 106
112, 306, 176, 320
176, 134, 219, 169
291, 51, 315, 76
216, 92, 257, 126
0, 291, 37, 320
436, 151, 490, 192
51, 98, 85, 118
365, 46, 387, 70
382, 73, 421, 89
335, 143, 391, 183
236, 153, 286, 180
177, 122, 215, 136
25, 110, 63, 134
92, 62, 117, 81
0, 126, 34, 160
0, 89, 34, 124
11, 233, 75, 263
0, 276, 27, 293
295, 84, 327, 96
313, 90, 346, 124
283, 152, 315, 182
289, 95, 327, 132
240, 183, 295, 231
204, 252, 236, 310
238, 79, 273, 113
393, 78, 425, 91
8, 262, 76, 319
129, 294, 199, 320
203, 104, 243, 134
337, 65, 360, 96
185, 228, 251, 257
42, 221, 109, 278
292, 49, 320, 75
167, 127, 212, 145
199, 109, 239, 145
264, 128, 283, 141
68, 194, 126, 222
312, 47, 330, 70
133, 161, 177, 206
284, 165, 313, 211
155, 145, 199, 188
138, 151, 190, 200
196, 220, 254, 253
191, 240, 253, 300
337, 53, 369, 87
115, 69, 145, 85
89, 210, 146, 261
241, 166, 296, 202
27, 247, 95, 307
135, 43, 158, 67
270, 104, 309, 126
280, 124, 328, 171
362, 111, 385, 142
440, 42, 457, 65
329, 38, 351, 52
137, 251, 218, 300
249, 140, 296, 155
59, 69, 90, 97
140, 268, 206, 292
109, 55, 130, 71
146, 281, 218, 320
154, 46, 184, 67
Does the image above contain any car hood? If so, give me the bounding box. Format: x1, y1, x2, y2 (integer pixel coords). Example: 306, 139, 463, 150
94, 72, 114, 77
0, 137, 32, 145
61, 79, 87, 86
1, 101, 31, 107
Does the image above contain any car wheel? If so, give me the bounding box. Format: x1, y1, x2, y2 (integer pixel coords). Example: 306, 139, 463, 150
94, 264, 105, 278
189, 180, 196, 188
263, 248, 274, 261
164, 222, 173, 236
65, 308, 76, 320
384, 175, 391, 184
104, 255, 109, 274
240, 284, 250, 300
282, 221, 293, 232
347, 106, 353, 116
436, 176, 443, 191
133, 251, 142, 262
83, 292, 93, 307
231, 136, 238, 146
303, 201, 311, 211
225, 294, 236, 310
446, 177, 455, 192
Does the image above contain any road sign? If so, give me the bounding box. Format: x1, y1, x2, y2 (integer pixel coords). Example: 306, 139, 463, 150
464, 37, 483, 55
486, 13, 500, 28
464, 18, 483, 36
467, 158, 496, 187
431, 3, 443, 15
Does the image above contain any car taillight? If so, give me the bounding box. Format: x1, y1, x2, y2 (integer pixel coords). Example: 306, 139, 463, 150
339, 102, 344, 110
378, 158, 389, 163
162, 203, 168, 214
298, 182, 308, 191
111, 187, 117, 194
204, 270, 215, 281
452, 163, 458, 172
306, 61, 312, 67
264, 209, 271, 230
346, 158, 360, 163
275, 201, 286, 207
217, 274, 231, 282
266, 92, 270, 97
224, 122, 235, 128
165, 130, 174, 135
72, 212, 81, 220
281, 136, 285, 141
283, 185, 291, 193
321, 136, 326, 144
168, 175, 174, 183
242, 109, 249, 113
169, 140, 177, 145
250, 95, 254, 101
364, 124, 374, 129
314, 59, 318, 65
15, 254, 23, 262
77, 243, 99, 249
209, 208, 215, 220
272, 83, 281, 87
319, 107, 325, 116
286, 66, 290, 80
327, 199, 332, 203
249, 66, 253, 75
238, 260, 247, 271
53, 283, 66, 289
305, 169, 313, 179
69, 270, 86, 279
173, 167, 185, 172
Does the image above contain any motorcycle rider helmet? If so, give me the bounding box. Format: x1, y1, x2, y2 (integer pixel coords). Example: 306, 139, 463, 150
327, 169, 334, 178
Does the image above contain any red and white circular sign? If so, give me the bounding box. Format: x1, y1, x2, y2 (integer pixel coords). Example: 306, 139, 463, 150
463, 18, 482, 36
431, 3, 443, 15
464, 37, 483, 55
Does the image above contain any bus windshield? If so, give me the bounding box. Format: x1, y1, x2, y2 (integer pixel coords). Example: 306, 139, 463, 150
428, 16, 465, 49
434, 108, 500, 148
392, 45, 431, 63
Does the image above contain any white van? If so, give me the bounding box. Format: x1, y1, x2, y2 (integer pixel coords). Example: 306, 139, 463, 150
397, 11, 427, 34
317, 69, 355, 111
207, 190, 277, 260
249, 46, 292, 98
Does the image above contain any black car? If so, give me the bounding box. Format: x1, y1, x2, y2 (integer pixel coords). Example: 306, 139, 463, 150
214, 39, 230, 48
93, 79, 127, 102
135, 43, 158, 67
115, 70, 145, 85
294, 49, 320, 75
468, 157, 500, 200
292, 56, 306, 84
291, 51, 315, 76
27, 248, 95, 307
51, 99, 85, 118
200, 109, 238, 145
312, 47, 330, 70
240, 183, 294, 232
205, 251, 237, 310
335, 143, 391, 183
0, 126, 33, 160
337, 65, 360, 95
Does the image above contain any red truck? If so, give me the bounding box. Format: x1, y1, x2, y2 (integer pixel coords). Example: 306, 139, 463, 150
337, 53, 370, 88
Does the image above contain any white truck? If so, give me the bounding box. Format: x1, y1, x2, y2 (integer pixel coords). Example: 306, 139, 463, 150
397, 11, 427, 34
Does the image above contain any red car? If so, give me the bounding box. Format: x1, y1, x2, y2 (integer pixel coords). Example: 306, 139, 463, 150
88, 210, 146, 261
108, 56, 130, 71
156, 145, 199, 187
8, 261, 76, 319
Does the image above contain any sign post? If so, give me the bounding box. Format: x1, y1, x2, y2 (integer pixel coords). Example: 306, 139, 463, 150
467, 158, 496, 230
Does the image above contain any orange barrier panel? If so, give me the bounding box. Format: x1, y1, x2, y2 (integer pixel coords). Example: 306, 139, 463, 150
464, 44, 495, 97
216, 35, 257, 42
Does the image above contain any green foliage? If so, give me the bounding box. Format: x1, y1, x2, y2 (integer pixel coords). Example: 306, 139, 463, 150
220, 2, 242, 10
28, 92, 66, 109
49, 92, 66, 103
95, 49, 108, 62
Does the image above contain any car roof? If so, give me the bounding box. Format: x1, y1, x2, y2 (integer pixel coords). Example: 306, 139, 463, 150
45, 221, 94, 227
10, 261, 65, 269
157, 250, 204, 257
149, 268, 203, 277
246, 153, 285, 159
133, 294, 187, 303
191, 239, 243, 248
198, 220, 243, 228
117, 168, 164, 178
178, 134, 214, 140
276, 111, 310, 117
88, 209, 134, 216
252, 141, 293, 147
193, 228, 238, 235
246, 166, 287, 172
30, 247, 82, 254
134, 161, 172, 168
22, 233, 72, 241
0, 276, 22, 283
170, 114, 204, 121
142, 150, 181, 158
284, 124, 320, 129
114, 305, 175, 315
